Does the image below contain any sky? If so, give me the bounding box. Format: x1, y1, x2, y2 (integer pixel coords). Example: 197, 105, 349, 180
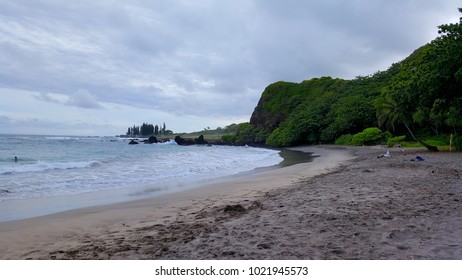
0, 0, 460, 136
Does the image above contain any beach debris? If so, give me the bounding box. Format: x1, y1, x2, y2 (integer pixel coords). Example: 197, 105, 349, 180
223, 204, 247, 214
248, 201, 263, 211
410, 156, 425, 162
377, 150, 391, 158
257, 243, 272, 250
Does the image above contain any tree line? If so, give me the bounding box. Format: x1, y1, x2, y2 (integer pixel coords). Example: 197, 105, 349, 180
126, 122, 173, 136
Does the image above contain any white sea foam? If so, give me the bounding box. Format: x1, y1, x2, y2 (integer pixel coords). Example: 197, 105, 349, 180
0, 136, 282, 204
0, 160, 101, 175
45, 136, 81, 140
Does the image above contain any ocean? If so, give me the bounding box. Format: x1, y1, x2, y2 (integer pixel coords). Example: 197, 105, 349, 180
0, 135, 283, 222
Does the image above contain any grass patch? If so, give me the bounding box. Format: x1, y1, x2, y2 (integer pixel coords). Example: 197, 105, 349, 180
400, 139, 449, 150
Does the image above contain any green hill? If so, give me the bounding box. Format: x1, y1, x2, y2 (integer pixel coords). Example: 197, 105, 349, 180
245, 9, 462, 150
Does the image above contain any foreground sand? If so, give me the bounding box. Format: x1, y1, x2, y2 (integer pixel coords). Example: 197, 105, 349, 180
1, 146, 461, 259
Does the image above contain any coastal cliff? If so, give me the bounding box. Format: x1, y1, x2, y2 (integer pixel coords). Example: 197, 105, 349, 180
247, 17, 462, 149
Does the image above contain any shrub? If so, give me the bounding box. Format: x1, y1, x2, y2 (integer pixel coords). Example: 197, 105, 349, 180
234, 123, 270, 145
401, 141, 423, 148
266, 127, 291, 147
235, 123, 256, 145
384, 131, 393, 141
453, 135, 462, 151
425, 140, 448, 147
253, 129, 269, 144
387, 135, 406, 147
221, 134, 237, 143
352, 127, 383, 146
335, 134, 353, 145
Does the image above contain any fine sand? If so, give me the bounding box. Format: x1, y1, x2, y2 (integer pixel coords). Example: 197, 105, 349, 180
0, 145, 461, 259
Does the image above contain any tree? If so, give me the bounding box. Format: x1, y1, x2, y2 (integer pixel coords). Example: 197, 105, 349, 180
125, 122, 170, 136
154, 125, 159, 135
321, 94, 376, 142
375, 8, 462, 150
131, 125, 140, 136
428, 8, 462, 134
375, 96, 438, 151
140, 123, 154, 136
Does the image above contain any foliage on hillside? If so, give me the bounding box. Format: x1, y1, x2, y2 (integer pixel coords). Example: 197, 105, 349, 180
247, 10, 462, 149
251, 73, 391, 147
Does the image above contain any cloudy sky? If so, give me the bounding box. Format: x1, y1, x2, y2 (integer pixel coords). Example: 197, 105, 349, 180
0, 0, 460, 136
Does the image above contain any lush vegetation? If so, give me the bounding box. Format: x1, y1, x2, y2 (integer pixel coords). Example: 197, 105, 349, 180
244, 10, 462, 150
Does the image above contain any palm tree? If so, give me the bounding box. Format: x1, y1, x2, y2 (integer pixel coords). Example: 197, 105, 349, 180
376, 96, 438, 151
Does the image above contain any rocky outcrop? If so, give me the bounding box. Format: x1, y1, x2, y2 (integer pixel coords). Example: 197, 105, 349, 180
144, 136, 158, 144
174, 136, 195, 146
195, 135, 208, 145
174, 135, 210, 146
174, 135, 236, 146
128, 139, 139, 145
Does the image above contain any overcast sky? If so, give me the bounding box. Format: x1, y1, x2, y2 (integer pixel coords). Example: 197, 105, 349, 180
0, 0, 460, 136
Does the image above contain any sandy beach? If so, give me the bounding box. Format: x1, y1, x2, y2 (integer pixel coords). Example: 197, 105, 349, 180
0, 145, 461, 259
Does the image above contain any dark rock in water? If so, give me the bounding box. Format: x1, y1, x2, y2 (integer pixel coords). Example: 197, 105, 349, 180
144, 136, 158, 144
174, 136, 183, 145
175, 134, 241, 146
195, 135, 208, 145
174, 136, 194, 146
128, 139, 139, 145
174, 135, 210, 146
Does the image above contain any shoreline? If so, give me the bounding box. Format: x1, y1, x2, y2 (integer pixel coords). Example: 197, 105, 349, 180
1, 145, 461, 259
0, 145, 290, 223
0, 145, 348, 259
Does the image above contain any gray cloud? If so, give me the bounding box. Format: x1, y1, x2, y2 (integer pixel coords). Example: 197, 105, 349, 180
34, 90, 103, 109
34, 92, 62, 104
66, 90, 103, 109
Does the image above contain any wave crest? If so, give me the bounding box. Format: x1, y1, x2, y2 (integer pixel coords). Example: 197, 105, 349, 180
0, 160, 101, 175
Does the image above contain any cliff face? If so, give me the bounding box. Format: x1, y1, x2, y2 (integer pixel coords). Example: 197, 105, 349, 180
249, 81, 301, 132
249, 77, 353, 132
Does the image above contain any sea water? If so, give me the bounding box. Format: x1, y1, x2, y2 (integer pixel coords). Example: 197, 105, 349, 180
0, 135, 282, 221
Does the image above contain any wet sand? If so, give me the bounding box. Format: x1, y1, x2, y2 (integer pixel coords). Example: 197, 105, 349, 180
1, 145, 461, 259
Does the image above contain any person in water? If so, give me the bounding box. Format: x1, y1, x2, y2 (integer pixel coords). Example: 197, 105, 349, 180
14, 156, 18, 162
